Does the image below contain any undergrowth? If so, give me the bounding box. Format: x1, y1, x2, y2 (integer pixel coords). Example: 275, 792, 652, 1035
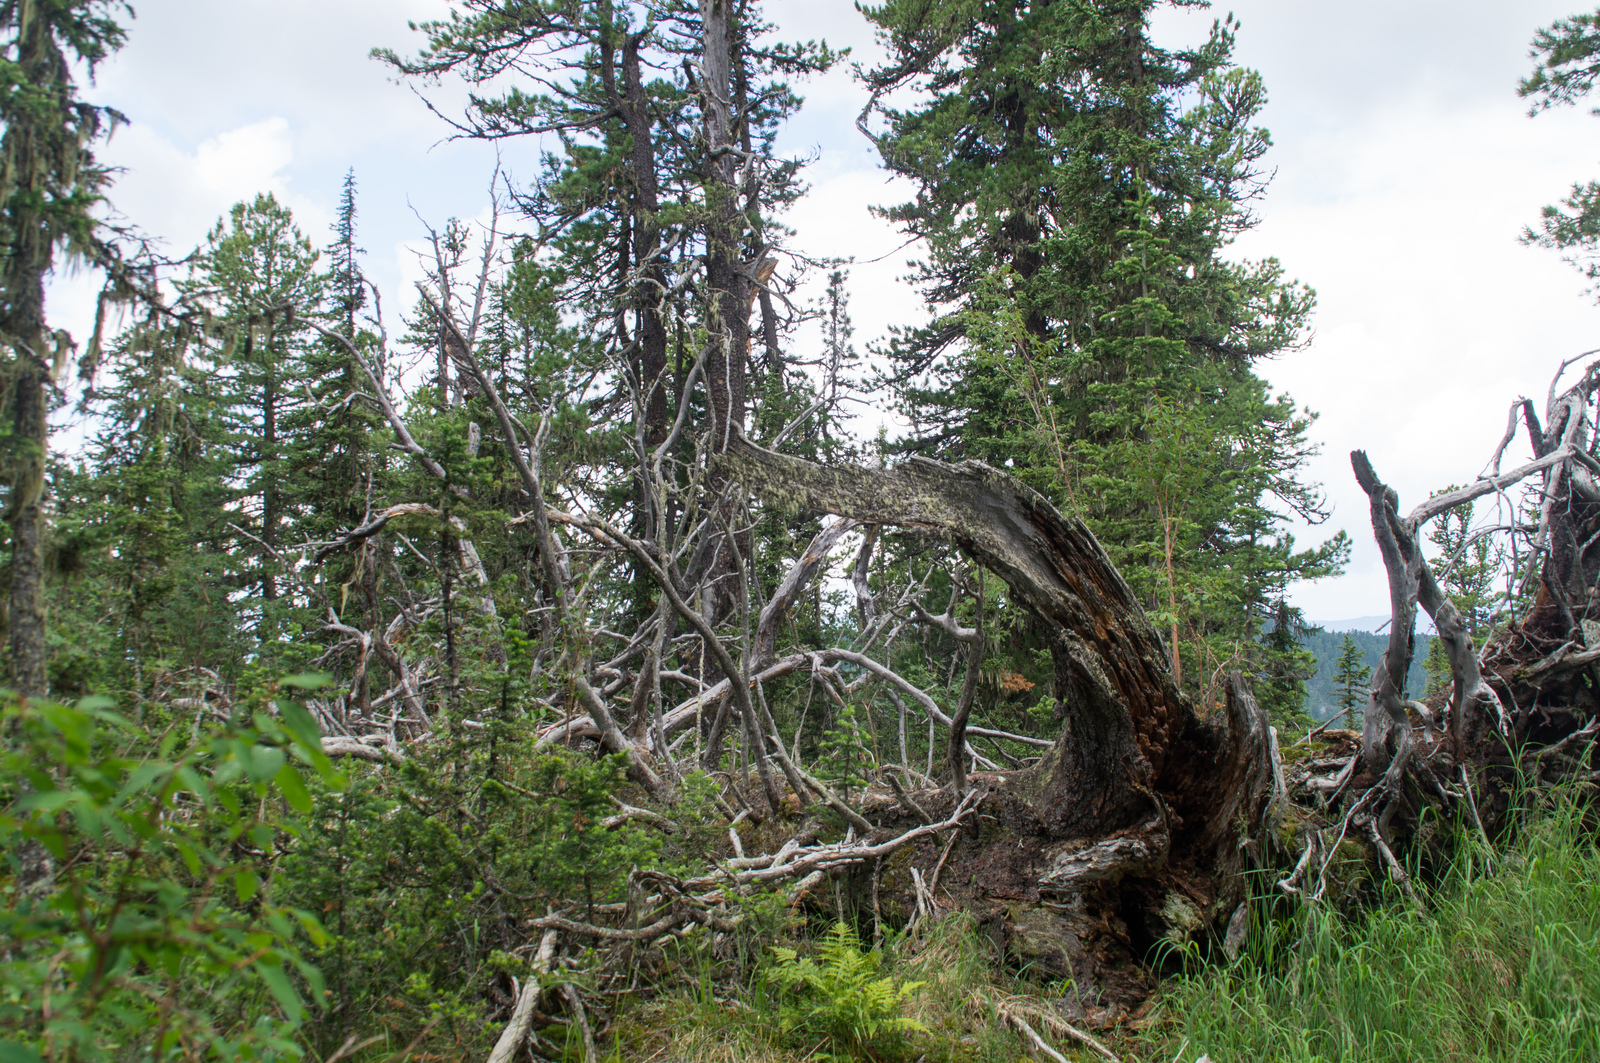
626, 913, 1034, 1063
767, 922, 927, 1061
627, 794, 1599, 1063
1149, 791, 1600, 1063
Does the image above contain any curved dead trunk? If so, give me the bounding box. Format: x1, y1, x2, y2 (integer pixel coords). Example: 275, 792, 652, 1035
716, 432, 1282, 1003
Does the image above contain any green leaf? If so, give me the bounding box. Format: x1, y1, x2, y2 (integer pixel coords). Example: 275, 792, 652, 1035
15, 790, 75, 814
73, 694, 118, 713
279, 673, 332, 690
236, 866, 260, 903
0, 1041, 45, 1063
275, 698, 337, 782
274, 763, 313, 813
254, 958, 305, 1019
117, 761, 170, 803
175, 766, 211, 805
247, 745, 286, 783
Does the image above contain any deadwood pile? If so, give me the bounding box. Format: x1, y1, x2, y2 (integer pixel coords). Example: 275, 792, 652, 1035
307, 299, 1600, 1057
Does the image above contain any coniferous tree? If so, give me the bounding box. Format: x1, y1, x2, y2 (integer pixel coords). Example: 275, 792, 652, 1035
1426, 490, 1504, 641
1522, 8, 1600, 292
0, 0, 128, 694
188, 193, 323, 650
66, 316, 237, 692
292, 172, 381, 543
859, 0, 1345, 718
1332, 633, 1371, 729
380, 0, 838, 633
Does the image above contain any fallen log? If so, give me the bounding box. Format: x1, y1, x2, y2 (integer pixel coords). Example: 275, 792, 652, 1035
715, 430, 1283, 1009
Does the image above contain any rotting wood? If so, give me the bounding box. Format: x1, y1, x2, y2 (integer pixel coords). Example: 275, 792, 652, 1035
713, 430, 1285, 996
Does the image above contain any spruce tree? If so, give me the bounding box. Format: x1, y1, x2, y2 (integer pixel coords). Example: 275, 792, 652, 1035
381, 0, 838, 629
1332, 633, 1370, 730
1426, 489, 1503, 641
292, 172, 381, 544
0, 0, 128, 694
1522, 8, 1600, 292
187, 193, 323, 651
860, 0, 1345, 717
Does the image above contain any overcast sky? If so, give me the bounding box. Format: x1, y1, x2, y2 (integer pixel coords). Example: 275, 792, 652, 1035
49, 0, 1600, 627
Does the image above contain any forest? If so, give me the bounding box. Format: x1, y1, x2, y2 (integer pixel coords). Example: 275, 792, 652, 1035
4, 2, 1600, 1061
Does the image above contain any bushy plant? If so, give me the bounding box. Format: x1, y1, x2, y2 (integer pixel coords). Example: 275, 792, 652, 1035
0, 680, 340, 1062
767, 922, 926, 1061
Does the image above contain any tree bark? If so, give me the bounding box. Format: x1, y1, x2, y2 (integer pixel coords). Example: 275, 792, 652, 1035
699, 0, 748, 453
715, 432, 1281, 1005
621, 33, 670, 452
7, 365, 46, 697
0, 5, 65, 700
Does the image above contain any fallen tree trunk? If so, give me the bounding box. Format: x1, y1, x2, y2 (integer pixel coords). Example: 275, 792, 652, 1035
715, 431, 1282, 1010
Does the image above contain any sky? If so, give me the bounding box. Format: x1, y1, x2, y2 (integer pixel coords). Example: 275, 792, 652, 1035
46, 0, 1600, 628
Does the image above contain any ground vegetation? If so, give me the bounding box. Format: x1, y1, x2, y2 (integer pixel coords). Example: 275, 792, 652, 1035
3, 3, 1600, 1063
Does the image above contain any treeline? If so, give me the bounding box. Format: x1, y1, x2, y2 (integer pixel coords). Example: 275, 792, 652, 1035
34, 0, 1346, 727
1301, 628, 1430, 722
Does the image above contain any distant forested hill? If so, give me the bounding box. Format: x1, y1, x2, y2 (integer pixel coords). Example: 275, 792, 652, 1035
1302, 627, 1432, 722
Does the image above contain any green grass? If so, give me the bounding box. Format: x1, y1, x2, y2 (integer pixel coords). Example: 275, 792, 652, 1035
1151, 794, 1600, 1063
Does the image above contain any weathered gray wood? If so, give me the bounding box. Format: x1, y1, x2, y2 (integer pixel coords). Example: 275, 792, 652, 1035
1353, 451, 1509, 768
755, 517, 857, 666
716, 430, 1187, 840
1352, 451, 1424, 780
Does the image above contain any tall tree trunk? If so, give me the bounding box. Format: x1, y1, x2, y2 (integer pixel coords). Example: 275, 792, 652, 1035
0, 6, 65, 699
262, 345, 279, 605
700, 0, 748, 452
622, 33, 670, 451
693, 0, 760, 777
7, 365, 47, 698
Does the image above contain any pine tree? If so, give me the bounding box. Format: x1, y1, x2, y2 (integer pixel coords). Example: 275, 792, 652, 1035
1426, 489, 1504, 641
187, 193, 323, 649
1332, 633, 1371, 729
291, 172, 381, 544
860, 0, 1345, 718
380, 0, 838, 633
0, 0, 128, 694
328, 169, 365, 337
1522, 9, 1600, 293
818, 703, 873, 807
62, 316, 243, 692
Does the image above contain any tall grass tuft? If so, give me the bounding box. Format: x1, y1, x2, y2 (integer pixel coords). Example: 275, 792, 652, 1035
1154, 792, 1600, 1062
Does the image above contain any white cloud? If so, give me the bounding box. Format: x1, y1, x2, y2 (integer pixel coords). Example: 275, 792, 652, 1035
106, 117, 323, 253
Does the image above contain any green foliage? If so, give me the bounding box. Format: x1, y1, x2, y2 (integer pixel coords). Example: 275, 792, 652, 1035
1522, 8, 1600, 294
1155, 793, 1600, 1063
277, 735, 728, 1056
1423, 634, 1451, 702
0, 687, 341, 1062
1302, 629, 1431, 721
859, 0, 1345, 719
767, 922, 926, 1062
1426, 489, 1505, 641
1332, 633, 1371, 728
816, 704, 873, 807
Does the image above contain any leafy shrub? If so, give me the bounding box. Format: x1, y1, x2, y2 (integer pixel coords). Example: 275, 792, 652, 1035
0, 681, 340, 1062
280, 741, 730, 1056
767, 922, 926, 1061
